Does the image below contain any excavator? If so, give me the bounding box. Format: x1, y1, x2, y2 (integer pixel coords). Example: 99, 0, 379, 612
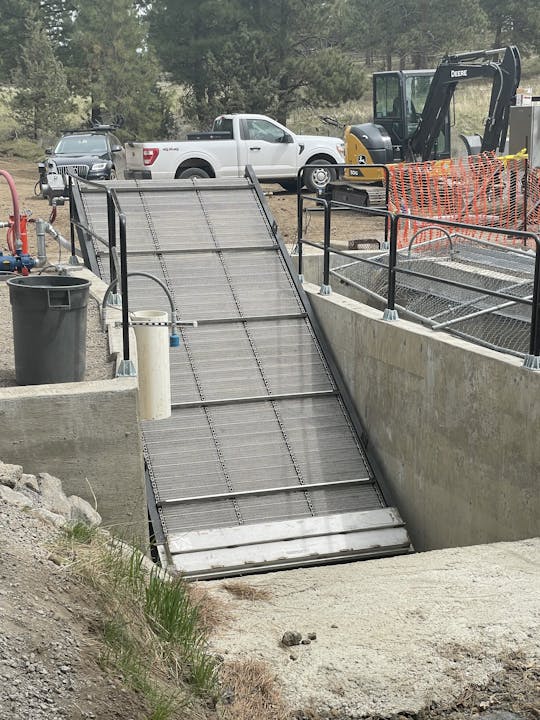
341, 46, 521, 198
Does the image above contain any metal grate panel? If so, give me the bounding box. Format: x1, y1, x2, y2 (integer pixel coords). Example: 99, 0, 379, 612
77, 177, 411, 577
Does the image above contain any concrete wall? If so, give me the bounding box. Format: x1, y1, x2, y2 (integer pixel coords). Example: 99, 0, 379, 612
305, 283, 540, 551
0, 379, 147, 542
0, 269, 148, 544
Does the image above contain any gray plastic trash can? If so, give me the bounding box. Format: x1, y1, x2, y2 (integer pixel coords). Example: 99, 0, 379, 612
8, 275, 91, 385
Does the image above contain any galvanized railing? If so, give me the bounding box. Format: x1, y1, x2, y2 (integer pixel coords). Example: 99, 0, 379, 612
68, 175, 134, 373
296, 165, 540, 369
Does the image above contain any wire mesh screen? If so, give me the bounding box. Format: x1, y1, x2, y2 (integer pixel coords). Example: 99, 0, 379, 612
332, 229, 535, 357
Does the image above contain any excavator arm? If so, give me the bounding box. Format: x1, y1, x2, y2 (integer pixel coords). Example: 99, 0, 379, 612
408, 46, 521, 161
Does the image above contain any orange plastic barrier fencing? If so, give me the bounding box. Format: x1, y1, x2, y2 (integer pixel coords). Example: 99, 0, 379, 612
387, 153, 540, 250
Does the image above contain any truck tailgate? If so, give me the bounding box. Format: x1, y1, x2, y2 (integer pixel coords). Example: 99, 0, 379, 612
125, 143, 145, 171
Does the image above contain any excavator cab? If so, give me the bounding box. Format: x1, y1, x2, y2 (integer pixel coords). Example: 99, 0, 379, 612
344, 68, 452, 185
373, 70, 451, 160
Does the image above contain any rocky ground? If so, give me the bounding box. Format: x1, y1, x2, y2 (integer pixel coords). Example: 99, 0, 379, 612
0, 462, 153, 720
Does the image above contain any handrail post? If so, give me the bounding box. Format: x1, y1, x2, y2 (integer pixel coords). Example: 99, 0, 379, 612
119, 214, 130, 360
383, 213, 399, 320
296, 188, 304, 282
67, 176, 80, 266
107, 191, 117, 285
320, 198, 331, 295
383, 166, 390, 249
116, 206, 136, 377
106, 191, 122, 305
523, 239, 540, 369
523, 158, 529, 238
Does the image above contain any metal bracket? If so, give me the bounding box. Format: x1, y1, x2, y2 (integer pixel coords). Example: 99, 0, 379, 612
523, 354, 540, 371
116, 359, 137, 377
383, 308, 399, 321
108, 292, 122, 306
319, 284, 332, 295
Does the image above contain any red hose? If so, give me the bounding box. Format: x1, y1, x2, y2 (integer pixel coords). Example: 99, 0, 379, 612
0, 169, 21, 252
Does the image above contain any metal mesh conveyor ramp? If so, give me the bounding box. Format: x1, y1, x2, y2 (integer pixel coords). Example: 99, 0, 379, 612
76, 176, 410, 578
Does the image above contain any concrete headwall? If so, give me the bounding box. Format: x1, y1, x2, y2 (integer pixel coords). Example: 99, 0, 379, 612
0, 379, 147, 542
305, 283, 540, 551
0, 269, 148, 544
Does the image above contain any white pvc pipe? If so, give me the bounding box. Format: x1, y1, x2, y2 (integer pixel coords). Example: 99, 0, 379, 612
132, 310, 171, 421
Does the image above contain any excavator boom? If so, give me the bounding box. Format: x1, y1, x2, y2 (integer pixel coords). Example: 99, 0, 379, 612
408, 46, 521, 161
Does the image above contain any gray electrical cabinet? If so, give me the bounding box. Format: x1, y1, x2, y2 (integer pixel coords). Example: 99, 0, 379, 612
508, 105, 540, 167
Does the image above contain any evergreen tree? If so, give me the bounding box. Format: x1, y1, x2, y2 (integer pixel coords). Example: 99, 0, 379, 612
66, 0, 164, 138
0, 0, 34, 77
11, 13, 72, 140
149, 0, 366, 125
480, 0, 540, 54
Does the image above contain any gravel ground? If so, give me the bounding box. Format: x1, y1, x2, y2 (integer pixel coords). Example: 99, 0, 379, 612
0, 482, 151, 719
0, 274, 113, 387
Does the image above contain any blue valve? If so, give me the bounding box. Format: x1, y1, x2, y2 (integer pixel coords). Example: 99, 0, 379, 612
169, 333, 181, 347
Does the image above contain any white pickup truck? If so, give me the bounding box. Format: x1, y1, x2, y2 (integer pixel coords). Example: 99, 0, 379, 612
124, 113, 345, 191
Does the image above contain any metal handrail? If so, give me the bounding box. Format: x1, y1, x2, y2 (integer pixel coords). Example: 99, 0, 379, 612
296, 177, 540, 367
68, 175, 132, 367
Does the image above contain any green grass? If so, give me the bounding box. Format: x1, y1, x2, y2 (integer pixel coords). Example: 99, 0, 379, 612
55, 528, 219, 719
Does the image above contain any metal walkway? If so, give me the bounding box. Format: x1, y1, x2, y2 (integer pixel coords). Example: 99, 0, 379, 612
75, 175, 410, 578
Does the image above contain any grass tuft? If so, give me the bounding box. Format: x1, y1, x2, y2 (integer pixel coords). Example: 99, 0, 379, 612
63, 521, 99, 545
218, 658, 289, 720
53, 528, 219, 719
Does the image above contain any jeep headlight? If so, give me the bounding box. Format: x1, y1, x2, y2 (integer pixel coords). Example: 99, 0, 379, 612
91, 162, 108, 171
337, 142, 345, 158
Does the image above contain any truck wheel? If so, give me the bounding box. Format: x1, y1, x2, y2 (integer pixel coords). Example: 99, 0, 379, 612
303, 160, 336, 193
176, 167, 210, 179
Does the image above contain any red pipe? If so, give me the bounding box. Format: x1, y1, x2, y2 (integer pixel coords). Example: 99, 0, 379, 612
0, 169, 22, 252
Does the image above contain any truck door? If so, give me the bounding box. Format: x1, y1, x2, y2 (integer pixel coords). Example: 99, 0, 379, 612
238, 118, 298, 178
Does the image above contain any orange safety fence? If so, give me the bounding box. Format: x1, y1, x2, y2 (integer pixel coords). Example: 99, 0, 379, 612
387, 153, 540, 250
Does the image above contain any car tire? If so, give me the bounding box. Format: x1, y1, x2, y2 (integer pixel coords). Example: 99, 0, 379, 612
176, 167, 210, 179
109, 167, 117, 180
303, 160, 336, 193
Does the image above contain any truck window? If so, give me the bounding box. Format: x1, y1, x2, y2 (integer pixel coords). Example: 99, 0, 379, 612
246, 119, 286, 143
212, 117, 233, 138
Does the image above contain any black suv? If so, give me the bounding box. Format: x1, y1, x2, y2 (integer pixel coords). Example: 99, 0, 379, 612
38, 126, 126, 201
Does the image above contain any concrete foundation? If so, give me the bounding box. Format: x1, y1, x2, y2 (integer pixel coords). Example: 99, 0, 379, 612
0, 268, 148, 545
305, 283, 540, 550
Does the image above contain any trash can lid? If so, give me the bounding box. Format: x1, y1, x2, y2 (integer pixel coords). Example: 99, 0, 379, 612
7, 275, 91, 290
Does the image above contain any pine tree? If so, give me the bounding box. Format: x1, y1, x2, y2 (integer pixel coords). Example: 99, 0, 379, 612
149, 0, 366, 126
11, 13, 72, 141
66, 0, 164, 138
